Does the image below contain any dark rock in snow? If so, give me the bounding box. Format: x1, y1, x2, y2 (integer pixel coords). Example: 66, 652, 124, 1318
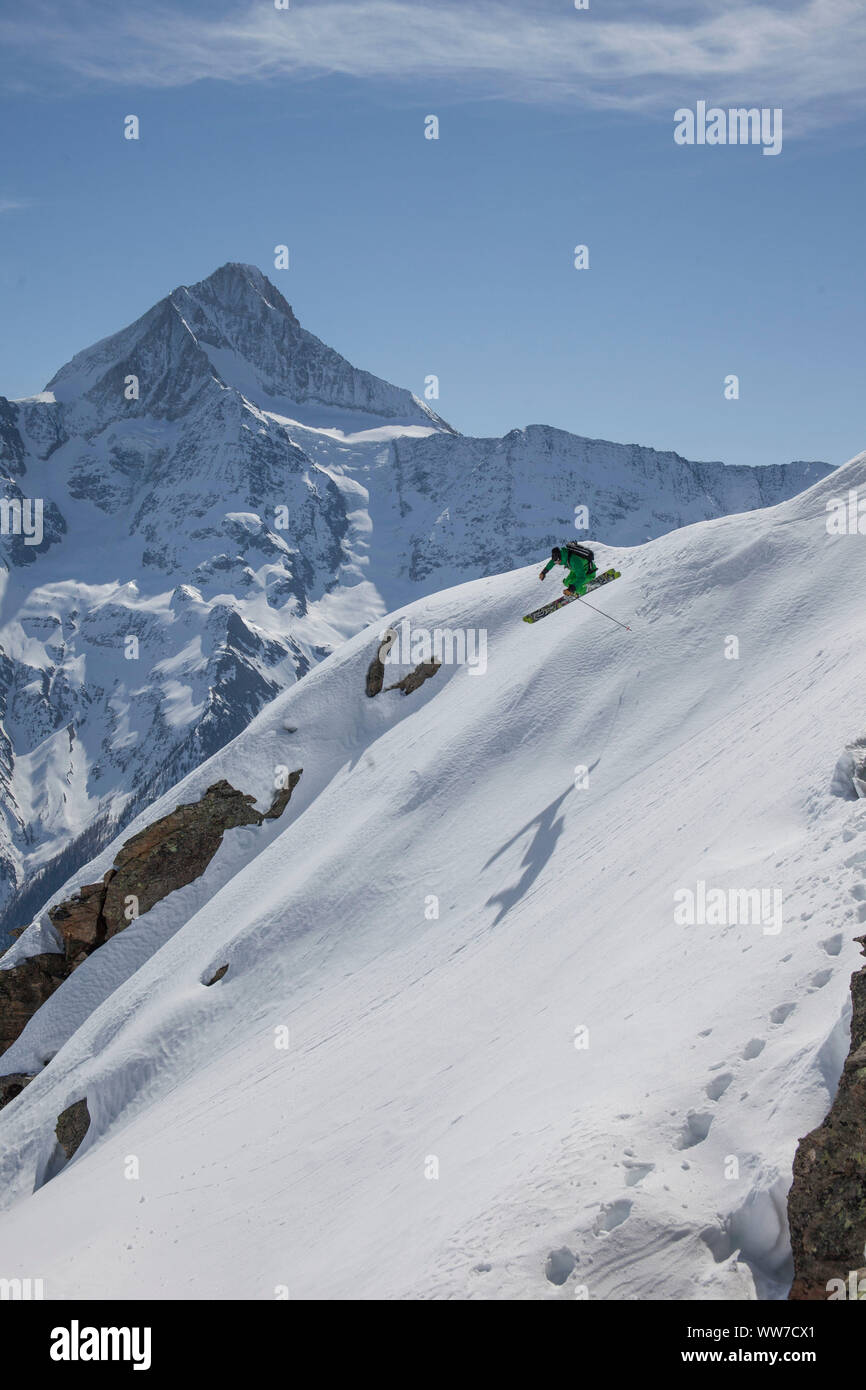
0, 1072, 36, 1109
0, 772, 301, 1058
55, 1097, 90, 1160
0, 953, 66, 1055
788, 935, 866, 1300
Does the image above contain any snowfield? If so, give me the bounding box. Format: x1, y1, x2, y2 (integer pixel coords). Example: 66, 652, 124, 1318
0, 451, 864, 1300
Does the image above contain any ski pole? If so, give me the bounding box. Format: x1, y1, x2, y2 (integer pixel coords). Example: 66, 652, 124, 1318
575, 596, 632, 631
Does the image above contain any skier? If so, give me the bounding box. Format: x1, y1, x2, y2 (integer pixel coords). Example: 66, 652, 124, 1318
524, 544, 623, 626
538, 543, 598, 597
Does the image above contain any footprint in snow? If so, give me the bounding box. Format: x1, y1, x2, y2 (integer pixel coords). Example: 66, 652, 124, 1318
742, 1038, 765, 1060
705, 1072, 733, 1101
544, 1248, 576, 1285
769, 1002, 796, 1026
820, 934, 843, 957
676, 1112, 713, 1149
622, 1161, 654, 1187
809, 969, 833, 990
593, 1199, 632, 1234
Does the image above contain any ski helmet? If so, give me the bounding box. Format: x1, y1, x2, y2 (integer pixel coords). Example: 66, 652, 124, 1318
551, 546, 561, 562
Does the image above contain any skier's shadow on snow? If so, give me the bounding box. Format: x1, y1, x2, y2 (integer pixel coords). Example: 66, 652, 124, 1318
483, 771, 598, 926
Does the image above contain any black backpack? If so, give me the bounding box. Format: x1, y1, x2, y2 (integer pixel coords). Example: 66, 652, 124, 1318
565, 541, 597, 575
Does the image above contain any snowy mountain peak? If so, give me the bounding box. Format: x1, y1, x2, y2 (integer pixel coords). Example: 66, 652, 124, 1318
45, 263, 452, 431
180, 262, 294, 317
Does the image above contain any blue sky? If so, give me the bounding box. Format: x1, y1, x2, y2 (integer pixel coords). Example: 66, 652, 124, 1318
0, 0, 864, 468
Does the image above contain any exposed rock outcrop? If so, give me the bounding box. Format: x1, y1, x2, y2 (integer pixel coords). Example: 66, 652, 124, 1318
0, 1072, 36, 1109
788, 934, 866, 1299
49, 778, 284, 963
390, 660, 441, 695
55, 1097, 90, 1160
262, 770, 302, 820
0, 773, 301, 1058
204, 964, 229, 986
0, 953, 66, 1054
366, 651, 441, 699
366, 654, 386, 698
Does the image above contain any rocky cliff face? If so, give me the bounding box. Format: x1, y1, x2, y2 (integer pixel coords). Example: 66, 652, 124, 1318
0, 952, 66, 1059
788, 935, 866, 1299
374, 425, 831, 573
0, 262, 834, 941
0, 773, 300, 1069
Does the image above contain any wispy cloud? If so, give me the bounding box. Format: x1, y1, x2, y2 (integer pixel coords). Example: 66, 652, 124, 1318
0, 199, 30, 214
2, 0, 865, 134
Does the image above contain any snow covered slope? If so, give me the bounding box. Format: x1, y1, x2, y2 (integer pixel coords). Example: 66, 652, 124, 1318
0, 265, 831, 935
0, 450, 863, 1300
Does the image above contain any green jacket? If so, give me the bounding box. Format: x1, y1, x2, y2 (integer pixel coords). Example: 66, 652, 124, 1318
541, 546, 596, 590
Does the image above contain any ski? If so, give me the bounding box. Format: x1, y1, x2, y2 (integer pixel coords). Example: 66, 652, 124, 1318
523, 568, 621, 623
